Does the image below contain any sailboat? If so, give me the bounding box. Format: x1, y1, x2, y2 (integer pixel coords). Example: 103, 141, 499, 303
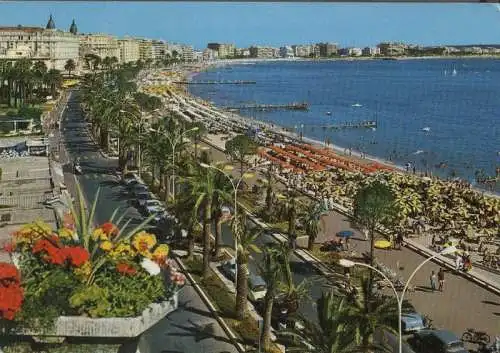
444, 70, 448, 76
452, 67, 457, 77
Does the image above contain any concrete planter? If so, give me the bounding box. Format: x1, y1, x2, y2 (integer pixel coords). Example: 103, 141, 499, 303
1, 292, 178, 340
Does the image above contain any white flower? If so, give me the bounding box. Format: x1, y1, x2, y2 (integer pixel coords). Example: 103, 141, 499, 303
140, 257, 161, 276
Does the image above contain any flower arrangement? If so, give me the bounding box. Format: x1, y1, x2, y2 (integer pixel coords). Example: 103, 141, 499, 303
0, 186, 185, 327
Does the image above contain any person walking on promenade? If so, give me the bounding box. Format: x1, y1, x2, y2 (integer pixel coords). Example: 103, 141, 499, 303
430, 270, 437, 292
395, 233, 403, 250
438, 268, 445, 292
363, 228, 369, 241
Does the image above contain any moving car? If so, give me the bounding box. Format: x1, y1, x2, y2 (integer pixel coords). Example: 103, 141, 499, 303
142, 199, 165, 214
220, 259, 237, 282
409, 329, 469, 353
122, 172, 139, 186
130, 184, 149, 196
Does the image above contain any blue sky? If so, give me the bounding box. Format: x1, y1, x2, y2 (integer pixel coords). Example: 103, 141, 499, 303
1, 2, 500, 49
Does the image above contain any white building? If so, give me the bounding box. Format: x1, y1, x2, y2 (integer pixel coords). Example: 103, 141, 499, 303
279, 46, 294, 58
151, 40, 167, 61
118, 37, 140, 63
362, 47, 380, 56
0, 15, 79, 71
292, 45, 312, 58
80, 33, 120, 60
348, 47, 363, 56
202, 48, 218, 61
180, 45, 194, 61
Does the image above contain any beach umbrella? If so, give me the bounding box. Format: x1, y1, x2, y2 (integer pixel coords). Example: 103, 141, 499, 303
336, 230, 354, 238
374, 240, 392, 249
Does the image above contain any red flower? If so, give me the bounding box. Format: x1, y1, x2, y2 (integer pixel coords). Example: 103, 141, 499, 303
100, 222, 118, 237
62, 247, 90, 267
116, 262, 137, 276
32, 239, 57, 255
0, 263, 20, 283
2, 242, 15, 254
0, 284, 24, 320
45, 247, 67, 266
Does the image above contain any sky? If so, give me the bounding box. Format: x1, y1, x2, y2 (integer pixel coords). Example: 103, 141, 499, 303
1, 2, 500, 49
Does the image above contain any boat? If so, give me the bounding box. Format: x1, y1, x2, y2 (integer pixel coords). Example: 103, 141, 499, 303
414, 150, 424, 155
352, 103, 362, 107
422, 127, 431, 132
326, 112, 332, 115
452, 68, 457, 77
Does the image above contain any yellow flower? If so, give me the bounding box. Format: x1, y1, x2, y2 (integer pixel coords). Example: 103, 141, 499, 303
100, 241, 113, 251
132, 231, 157, 255
73, 261, 92, 281
109, 242, 135, 259
152, 244, 169, 260
92, 228, 107, 241
58, 228, 74, 239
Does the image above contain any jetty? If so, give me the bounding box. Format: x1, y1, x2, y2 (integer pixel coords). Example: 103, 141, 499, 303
312, 120, 378, 130
174, 80, 256, 85
224, 102, 309, 112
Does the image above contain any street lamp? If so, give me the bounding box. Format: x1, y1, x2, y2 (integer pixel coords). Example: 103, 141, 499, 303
200, 161, 270, 289
119, 108, 159, 174
150, 125, 199, 201
338, 245, 457, 353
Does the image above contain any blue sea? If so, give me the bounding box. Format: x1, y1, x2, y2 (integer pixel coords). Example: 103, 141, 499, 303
188, 59, 500, 190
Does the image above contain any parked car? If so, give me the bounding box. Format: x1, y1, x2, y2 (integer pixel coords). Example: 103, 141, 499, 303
248, 274, 267, 302
122, 172, 139, 185
219, 260, 267, 302
409, 330, 469, 353
142, 199, 165, 214
130, 184, 149, 196
134, 191, 153, 208
402, 313, 426, 333
220, 259, 237, 282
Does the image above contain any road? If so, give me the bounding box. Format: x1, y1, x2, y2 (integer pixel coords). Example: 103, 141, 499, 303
205, 140, 500, 341
60, 91, 239, 353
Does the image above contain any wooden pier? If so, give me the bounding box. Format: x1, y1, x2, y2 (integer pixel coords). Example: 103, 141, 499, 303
224, 102, 309, 111
312, 120, 378, 130
174, 80, 256, 85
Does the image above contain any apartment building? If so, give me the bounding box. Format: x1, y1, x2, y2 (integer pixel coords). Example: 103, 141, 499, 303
137, 39, 153, 61
207, 43, 235, 58
118, 37, 140, 63
249, 46, 275, 58
377, 42, 407, 56
317, 42, 338, 57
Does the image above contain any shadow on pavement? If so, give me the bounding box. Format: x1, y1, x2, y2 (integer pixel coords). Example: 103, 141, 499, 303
167, 321, 234, 345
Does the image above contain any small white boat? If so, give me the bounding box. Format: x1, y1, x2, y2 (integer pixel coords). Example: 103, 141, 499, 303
326, 112, 332, 115
452, 68, 457, 76
422, 127, 431, 132
414, 150, 424, 155
352, 103, 362, 107
371, 127, 376, 132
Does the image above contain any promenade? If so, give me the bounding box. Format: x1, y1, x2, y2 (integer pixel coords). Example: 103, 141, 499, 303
60, 91, 240, 353
167, 99, 500, 342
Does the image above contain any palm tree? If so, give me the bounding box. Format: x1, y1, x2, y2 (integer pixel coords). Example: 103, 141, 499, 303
64, 59, 76, 77
272, 241, 310, 315
188, 163, 229, 278
280, 291, 359, 353
263, 164, 277, 222
286, 190, 299, 249
343, 275, 412, 350
45, 69, 62, 98
212, 171, 233, 259
232, 213, 262, 320
352, 180, 396, 289
303, 201, 328, 250
13, 59, 32, 107
259, 247, 282, 351
225, 134, 257, 177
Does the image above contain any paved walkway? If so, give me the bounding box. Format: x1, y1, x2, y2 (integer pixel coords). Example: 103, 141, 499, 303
199, 134, 500, 340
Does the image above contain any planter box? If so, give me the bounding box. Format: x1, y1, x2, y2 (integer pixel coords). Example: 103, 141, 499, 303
1, 292, 178, 339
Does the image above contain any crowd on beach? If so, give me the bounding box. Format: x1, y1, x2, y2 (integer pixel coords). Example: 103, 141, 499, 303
137, 66, 500, 272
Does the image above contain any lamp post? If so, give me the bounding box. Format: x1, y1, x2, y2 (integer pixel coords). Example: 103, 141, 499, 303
150, 126, 199, 201
200, 161, 270, 289
339, 245, 457, 353
119, 109, 159, 174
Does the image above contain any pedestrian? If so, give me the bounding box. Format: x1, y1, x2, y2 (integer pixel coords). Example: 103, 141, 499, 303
455, 254, 463, 271
363, 228, 369, 241
396, 233, 404, 250
438, 268, 445, 292
430, 270, 437, 291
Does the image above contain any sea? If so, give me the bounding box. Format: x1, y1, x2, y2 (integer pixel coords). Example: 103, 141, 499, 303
188, 59, 500, 192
